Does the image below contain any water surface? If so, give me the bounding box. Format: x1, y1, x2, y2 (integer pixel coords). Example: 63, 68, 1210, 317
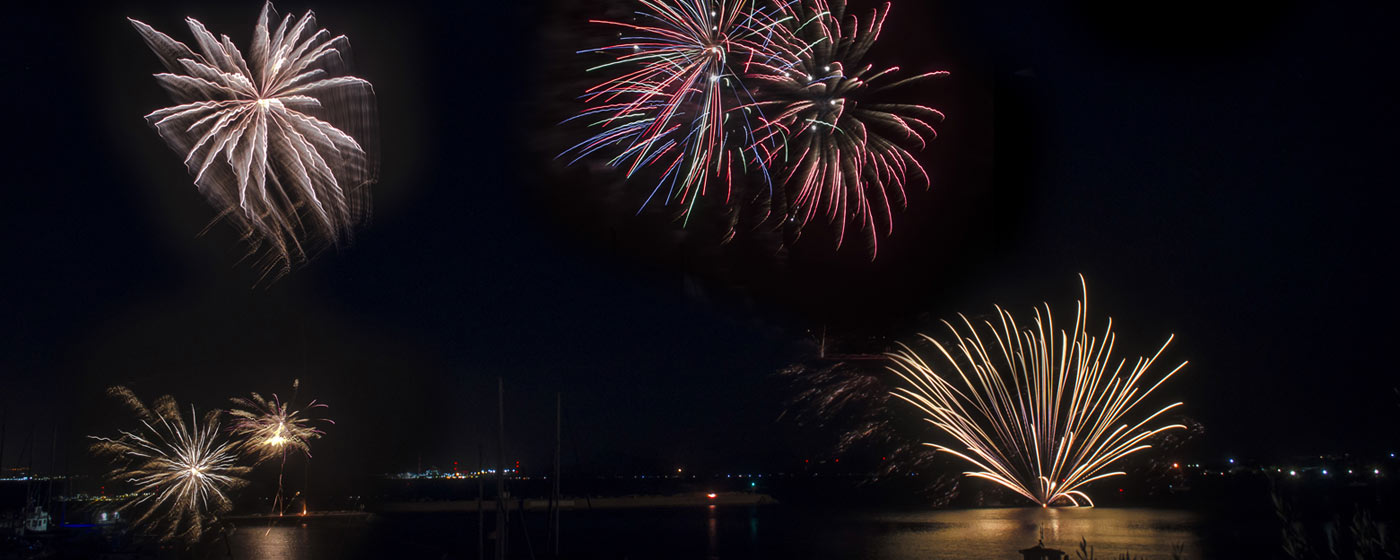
212, 506, 1270, 559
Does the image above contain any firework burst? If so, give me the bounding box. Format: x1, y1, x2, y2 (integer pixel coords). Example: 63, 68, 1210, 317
227, 380, 331, 463
89, 387, 249, 543
749, 0, 947, 254
561, 0, 793, 222
229, 380, 330, 517
889, 277, 1187, 507
130, 2, 378, 278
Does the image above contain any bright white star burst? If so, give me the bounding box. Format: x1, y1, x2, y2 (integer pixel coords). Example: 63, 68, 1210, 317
89, 387, 249, 543
129, 2, 378, 279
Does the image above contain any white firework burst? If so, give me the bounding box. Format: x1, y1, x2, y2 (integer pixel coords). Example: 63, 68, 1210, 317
890, 276, 1187, 507
129, 2, 378, 278
228, 382, 331, 463
228, 380, 331, 516
89, 387, 250, 543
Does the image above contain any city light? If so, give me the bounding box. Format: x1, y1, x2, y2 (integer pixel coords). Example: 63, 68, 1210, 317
388, 468, 518, 480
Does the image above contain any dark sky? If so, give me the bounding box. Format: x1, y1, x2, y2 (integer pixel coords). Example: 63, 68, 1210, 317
2, 0, 1397, 490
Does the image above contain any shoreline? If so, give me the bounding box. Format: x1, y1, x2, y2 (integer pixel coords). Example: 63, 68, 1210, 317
377, 492, 779, 513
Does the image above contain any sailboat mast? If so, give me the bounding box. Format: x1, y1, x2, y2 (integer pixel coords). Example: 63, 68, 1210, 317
0, 405, 7, 476
495, 378, 507, 559
478, 442, 485, 560
552, 392, 561, 557
47, 424, 57, 507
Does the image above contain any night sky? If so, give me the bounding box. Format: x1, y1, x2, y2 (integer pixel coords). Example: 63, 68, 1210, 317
2, 0, 1397, 492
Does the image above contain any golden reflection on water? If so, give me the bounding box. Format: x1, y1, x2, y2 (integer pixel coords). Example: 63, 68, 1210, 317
706, 504, 719, 560
873, 508, 1201, 559
221, 507, 1207, 560
236, 526, 309, 560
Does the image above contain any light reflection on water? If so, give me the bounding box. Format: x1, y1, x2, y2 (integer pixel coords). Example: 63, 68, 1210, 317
219, 507, 1224, 559
707, 505, 720, 560
865, 508, 1202, 559
228, 525, 310, 560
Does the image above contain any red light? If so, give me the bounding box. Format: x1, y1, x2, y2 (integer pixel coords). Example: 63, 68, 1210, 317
834, 458, 839, 463
706, 493, 717, 499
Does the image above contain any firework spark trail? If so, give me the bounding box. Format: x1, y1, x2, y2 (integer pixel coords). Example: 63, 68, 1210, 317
229, 379, 331, 517
130, 2, 378, 279
888, 276, 1187, 507
89, 387, 249, 543
561, 0, 795, 223
747, 0, 947, 255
